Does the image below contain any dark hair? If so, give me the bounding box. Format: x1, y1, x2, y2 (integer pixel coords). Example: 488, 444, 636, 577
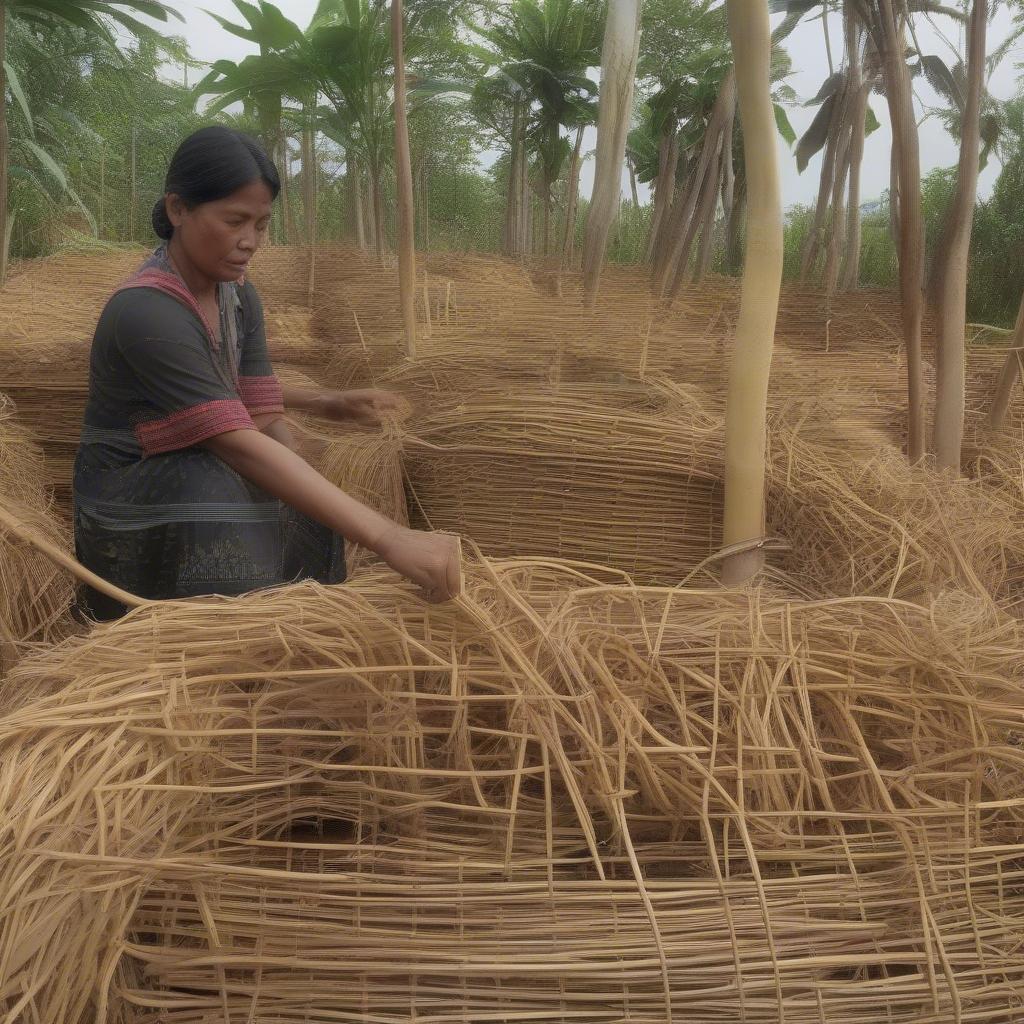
152, 126, 281, 240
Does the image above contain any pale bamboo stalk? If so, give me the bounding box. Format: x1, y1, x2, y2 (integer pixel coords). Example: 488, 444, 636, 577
721, 0, 783, 586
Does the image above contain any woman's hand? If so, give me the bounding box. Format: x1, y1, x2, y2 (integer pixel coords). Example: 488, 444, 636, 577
375, 526, 463, 603
320, 389, 411, 427
205, 428, 462, 602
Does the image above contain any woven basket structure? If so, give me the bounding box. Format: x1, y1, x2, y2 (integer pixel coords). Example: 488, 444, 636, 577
2, 565, 1024, 1022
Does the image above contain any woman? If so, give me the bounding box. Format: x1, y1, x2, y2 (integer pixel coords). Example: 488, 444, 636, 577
74, 126, 460, 618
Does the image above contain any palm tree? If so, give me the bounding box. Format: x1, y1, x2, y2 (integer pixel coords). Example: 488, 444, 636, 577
0, 0, 181, 285
310, 0, 394, 259
478, 0, 603, 258
721, 0, 782, 587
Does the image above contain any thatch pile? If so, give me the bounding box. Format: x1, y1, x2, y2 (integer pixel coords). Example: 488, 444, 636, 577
0, 397, 74, 672
394, 375, 725, 584
2, 564, 1024, 1021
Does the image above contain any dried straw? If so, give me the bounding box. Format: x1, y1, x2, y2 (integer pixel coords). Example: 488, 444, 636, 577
0, 396, 74, 672
1, 562, 1023, 1021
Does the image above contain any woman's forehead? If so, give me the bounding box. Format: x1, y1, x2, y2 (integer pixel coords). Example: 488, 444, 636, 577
214, 180, 274, 213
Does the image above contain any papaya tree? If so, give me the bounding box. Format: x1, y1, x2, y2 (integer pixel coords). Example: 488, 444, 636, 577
721, 0, 783, 586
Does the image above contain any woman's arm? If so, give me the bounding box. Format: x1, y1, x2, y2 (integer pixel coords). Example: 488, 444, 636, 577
282, 384, 411, 426
203, 428, 460, 601
252, 412, 299, 451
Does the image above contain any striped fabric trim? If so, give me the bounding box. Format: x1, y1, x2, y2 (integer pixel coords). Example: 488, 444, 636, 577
238, 374, 285, 415
134, 399, 255, 457
75, 494, 283, 532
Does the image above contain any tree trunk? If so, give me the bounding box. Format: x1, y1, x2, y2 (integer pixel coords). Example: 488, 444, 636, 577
989, 295, 1024, 430
878, 2, 925, 463
933, 0, 986, 471
420, 162, 430, 252
505, 102, 524, 256
368, 159, 386, 262
0, 3, 8, 287
646, 127, 678, 263
721, 104, 736, 257
629, 158, 640, 207
392, 0, 417, 357
348, 155, 367, 249
694, 196, 716, 284
799, 79, 850, 285
653, 70, 735, 297
721, 0, 783, 587
303, 119, 317, 306
823, 103, 854, 296
99, 145, 106, 241
279, 137, 292, 244
561, 124, 585, 269
726, 175, 746, 274
129, 124, 137, 242
667, 129, 724, 299
888, 139, 901, 248
543, 174, 552, 257
839, 98, 867, 290
583, 0, 642, 306
519, 149, 531, 257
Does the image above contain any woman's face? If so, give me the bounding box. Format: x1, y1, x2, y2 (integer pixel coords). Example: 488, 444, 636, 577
167, 179, 274, 283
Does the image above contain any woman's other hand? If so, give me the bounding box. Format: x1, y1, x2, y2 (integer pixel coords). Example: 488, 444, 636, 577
321, 389, 412, 427
376, 526, 463, 603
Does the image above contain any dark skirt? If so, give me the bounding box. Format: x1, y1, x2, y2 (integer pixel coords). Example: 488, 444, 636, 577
74, 431, 345, 620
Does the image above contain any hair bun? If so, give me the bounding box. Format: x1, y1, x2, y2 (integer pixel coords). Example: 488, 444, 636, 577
151, 197, 174, 240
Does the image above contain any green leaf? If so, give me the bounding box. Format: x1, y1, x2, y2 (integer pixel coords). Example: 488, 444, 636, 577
774, 103, 796, 147
796, 90, 839, 173
864, 104, 881, 138
916, 54, 964, 113
24, 140, 67, 190
3, 62, 32, 137
805, 71, 846, 108
203, 10, 259, 43
65, 182, 98, 236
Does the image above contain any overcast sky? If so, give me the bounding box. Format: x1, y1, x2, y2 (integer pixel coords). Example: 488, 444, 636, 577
152, 2, 1024, 209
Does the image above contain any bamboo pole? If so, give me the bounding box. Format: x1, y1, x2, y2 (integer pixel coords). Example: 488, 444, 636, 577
720, 0, 783, 587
